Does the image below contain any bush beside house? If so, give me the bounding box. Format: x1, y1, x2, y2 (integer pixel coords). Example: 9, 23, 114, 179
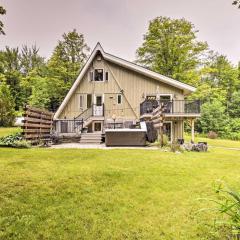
0, 81, 15, 127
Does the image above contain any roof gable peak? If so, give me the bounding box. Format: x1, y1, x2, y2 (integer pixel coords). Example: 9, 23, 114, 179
94, 42, 104, 53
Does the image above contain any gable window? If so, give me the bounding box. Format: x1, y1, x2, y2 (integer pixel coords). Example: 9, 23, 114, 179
94, 69, 103, 81
117, 94, 122, 104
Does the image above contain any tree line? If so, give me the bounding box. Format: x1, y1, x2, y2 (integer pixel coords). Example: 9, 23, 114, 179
0, 28, 90, 126
0, 7, 240, 139
137, 17, 240, 140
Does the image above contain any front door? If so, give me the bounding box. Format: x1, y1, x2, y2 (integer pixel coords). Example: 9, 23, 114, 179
93, 121, 102, 132
93, 95, 103, 116
159, 95, 172, 113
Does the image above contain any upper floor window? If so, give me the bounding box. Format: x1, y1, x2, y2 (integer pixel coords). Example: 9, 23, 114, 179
94, 69, 103, 81
89, 69, 109, 82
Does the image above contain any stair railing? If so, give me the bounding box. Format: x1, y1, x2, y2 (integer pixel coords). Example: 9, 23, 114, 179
75, 105, 93, 122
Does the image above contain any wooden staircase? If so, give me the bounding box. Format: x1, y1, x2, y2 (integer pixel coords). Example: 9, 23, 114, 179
79, 133, 103, 144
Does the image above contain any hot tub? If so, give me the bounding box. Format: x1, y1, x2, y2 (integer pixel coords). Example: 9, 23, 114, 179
105, 129, 147, 146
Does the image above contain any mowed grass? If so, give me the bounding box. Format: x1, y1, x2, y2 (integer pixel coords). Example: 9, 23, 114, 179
185, 134, 240, 149
0, 127, 21, 137
0, 147, 240, 239
1, 127, 240, 148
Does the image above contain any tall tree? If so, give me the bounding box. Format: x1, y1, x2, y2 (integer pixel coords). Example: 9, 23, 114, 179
2, 47, 21, 72
199, 100, 228, 136
136, 17, 208, 85
43, 29, 90, 111
0, 45, 46, 110
18, 45, 46, 106
28, 30, 89, 111
20, 45, 45, 76
228, 91, 240, 118
0, 6, 6, 35
200, 52, 239, 103
0, 80, 15, 126
48, 29, 90, 85
238, 62, 240, 85
0, 47, 22, 110
233, 0, 240, 8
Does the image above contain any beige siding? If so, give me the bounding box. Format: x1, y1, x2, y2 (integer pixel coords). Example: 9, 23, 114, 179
172, 120, 184, 141
59, 55, 185, 139
60, 56, 184, 119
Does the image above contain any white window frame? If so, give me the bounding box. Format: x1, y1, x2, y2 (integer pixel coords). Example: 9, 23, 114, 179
94, 69, 104, 82
89, 69, 109, 82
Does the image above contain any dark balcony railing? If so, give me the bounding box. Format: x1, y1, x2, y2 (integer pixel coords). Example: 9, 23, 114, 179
140, 100, 201, 115
54, 119, 83, 133
54, 104, 105, 134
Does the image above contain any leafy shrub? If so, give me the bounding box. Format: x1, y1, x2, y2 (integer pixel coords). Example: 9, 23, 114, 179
151, 134, 169, 148
208, 131, 218, 139
0, 132, 30, 148
170, 142, 183, 152
226, 132, 240, 141
213, 183, 240, 239
199, 100, 228, 136
14, 140, 31, 148
0, 82, 16, 127
230, 119, 240, 133
162, 134, 169, 146
228, 91, 240, 118
217, 119, 240, 140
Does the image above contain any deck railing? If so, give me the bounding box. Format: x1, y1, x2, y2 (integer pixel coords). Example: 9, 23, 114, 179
76, 106, 93, 121
75, 104, 104, 120
54, 119, 83, 133
140, 100, 201, 115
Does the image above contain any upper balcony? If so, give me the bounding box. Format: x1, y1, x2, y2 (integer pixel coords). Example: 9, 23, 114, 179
140, 99, 201, 118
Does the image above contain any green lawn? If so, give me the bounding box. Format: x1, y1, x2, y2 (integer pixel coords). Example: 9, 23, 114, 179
1, 127, 240, 149
0, 146, 240, 239
185, 134, 240, 149
0, 127, 21, 137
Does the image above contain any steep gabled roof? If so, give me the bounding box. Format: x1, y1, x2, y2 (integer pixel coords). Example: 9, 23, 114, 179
54, 42, 196, 119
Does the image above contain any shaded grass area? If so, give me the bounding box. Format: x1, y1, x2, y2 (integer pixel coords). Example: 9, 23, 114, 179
0, 147, 240, 239
0, 127, 21, 137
